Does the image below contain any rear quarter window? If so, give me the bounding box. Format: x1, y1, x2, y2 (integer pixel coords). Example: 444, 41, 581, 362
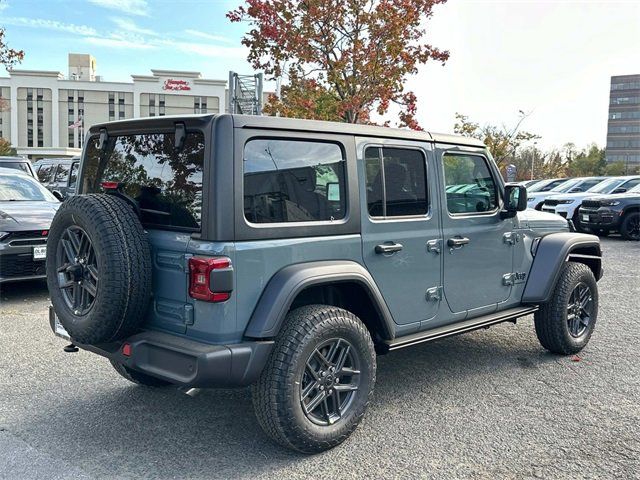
82, 132, 204, 230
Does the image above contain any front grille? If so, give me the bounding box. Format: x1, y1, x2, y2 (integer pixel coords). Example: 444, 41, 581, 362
544, 199, 560, 207
582, 200, 601, 208
2, 230, 49, 247
0, 253, 46, 279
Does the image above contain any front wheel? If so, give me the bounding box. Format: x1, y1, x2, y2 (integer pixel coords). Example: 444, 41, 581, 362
252, 305, 376, 453
620, 212, 640, 241
534, 262, 598, 355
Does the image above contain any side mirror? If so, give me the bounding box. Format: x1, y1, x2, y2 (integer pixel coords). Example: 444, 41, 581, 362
52, 190, 64, 201
612, 187, 626, 194
501, 183, 527, 219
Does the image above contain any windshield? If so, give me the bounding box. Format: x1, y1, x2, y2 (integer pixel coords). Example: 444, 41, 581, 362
0, 161, 31, 175
550, 179, 580, 192
0, 174, 58, 201
527, 179, 554, 192
587, 178, 621, 193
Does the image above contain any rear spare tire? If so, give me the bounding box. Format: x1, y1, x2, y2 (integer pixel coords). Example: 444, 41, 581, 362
46, 194, 152, 344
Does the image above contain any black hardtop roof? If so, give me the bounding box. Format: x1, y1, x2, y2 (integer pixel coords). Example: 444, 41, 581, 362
88, 113, 486, 148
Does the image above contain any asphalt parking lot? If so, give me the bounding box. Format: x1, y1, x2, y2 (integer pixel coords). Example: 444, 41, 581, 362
0, 237, 638, 480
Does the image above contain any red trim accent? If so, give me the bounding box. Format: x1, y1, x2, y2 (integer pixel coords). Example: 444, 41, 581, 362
101, 181, 120, 190
122, 343, 132, 357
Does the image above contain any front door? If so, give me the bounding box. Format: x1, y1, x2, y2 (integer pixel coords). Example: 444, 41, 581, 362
359, 139, 442, 331
438, 147, 513, 315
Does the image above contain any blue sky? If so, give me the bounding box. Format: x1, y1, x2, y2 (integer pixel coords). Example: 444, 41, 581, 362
1, 0, 639, 149
0, 0, 251, 81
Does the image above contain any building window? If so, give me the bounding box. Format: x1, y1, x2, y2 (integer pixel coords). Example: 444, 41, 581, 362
36, 89, 44, 148
159, 94, 165, 116
108, 92, 115, 121
118, 92, 125, 119
68, 90, 75, 147
194, 96, 207, 114
26, 88, 33, 147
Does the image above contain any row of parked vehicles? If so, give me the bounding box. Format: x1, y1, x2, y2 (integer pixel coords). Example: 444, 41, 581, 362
0, 156, 78, 283
523, 175, 640, 240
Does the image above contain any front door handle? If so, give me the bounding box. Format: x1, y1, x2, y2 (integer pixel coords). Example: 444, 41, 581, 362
447, 237, 470, 248
375, 242, 404, 254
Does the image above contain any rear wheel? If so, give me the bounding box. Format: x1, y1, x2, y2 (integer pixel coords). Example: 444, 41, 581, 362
620, 212, 640, 241
534, 262, 598, 355
252, 305, 376, 453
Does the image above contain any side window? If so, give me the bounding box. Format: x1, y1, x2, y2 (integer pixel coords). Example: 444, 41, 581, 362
53, 163, 70, 186
69, 162, 79, 188
443, 154, 498, 214
37, 164, 54, 184
243, 139, 346, 223
365, 147, 428, 217
621, 178, 640, 191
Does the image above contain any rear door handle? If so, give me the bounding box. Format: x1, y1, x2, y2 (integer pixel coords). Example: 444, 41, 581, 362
447, 237, 470, 248
375, 242, 404, 254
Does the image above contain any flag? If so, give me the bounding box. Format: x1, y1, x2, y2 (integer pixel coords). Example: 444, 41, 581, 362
69, 116, 83, 129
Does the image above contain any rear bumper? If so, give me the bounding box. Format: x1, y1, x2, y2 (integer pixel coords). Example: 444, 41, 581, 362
49, 307, 274, 388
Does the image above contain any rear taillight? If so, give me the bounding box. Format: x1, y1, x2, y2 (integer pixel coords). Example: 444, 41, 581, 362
188, 257, 233, 302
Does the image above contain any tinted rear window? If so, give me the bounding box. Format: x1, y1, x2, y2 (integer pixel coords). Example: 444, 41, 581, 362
82, 132, 204, 230
1, 161, 31, 175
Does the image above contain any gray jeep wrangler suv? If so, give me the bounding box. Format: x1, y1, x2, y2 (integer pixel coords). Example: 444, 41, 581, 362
47, 114, 602, 453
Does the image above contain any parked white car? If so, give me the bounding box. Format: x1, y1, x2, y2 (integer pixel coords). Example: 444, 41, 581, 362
542, 176, 640, 227
527, 177, 607, 211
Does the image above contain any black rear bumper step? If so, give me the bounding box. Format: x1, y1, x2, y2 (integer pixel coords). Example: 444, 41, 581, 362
384, 306, 539, 352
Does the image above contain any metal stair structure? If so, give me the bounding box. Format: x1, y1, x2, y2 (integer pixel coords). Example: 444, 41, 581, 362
228, 72, 264, 115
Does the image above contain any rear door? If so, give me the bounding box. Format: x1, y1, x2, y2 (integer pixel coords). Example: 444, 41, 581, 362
437, 146, 513, 316
359, 138, 442, 333
81, 130, 205, 334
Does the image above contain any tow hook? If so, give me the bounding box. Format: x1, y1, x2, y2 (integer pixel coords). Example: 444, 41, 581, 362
63, 343, 79, 353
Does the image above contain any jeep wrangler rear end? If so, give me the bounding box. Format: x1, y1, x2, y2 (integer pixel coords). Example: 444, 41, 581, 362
47, 114, 602, 453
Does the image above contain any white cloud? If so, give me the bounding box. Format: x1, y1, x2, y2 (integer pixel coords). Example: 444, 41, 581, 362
110, 17, 157, 36
184, 29, 232, 44
84, 36, 155, 50
0, 3, 8, 12
159, 39, 246, 59
88, 0, 149, 17
1, 17, 97, 36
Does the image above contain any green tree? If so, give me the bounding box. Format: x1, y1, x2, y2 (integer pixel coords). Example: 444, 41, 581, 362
453, 112, 539, 168
605, 161, 626, 176
567, 144, 606, 176
228, 0, 450, 129
0, 137, 17, 156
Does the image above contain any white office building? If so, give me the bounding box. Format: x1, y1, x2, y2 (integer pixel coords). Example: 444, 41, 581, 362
0, 53, 231, 159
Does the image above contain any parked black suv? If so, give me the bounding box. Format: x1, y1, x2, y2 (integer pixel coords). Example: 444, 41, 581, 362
578, 183, 640, 240
33, 157, 80, 200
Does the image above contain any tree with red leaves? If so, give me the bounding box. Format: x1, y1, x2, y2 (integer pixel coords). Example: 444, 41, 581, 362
228, 0, 449, 130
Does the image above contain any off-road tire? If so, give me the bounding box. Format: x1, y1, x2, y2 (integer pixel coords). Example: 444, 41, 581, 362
620, 212, 640, 241
46, 194, 152, 344
252, 305, 376, 453
110, 360, 172, 387
534, 262, 598, 355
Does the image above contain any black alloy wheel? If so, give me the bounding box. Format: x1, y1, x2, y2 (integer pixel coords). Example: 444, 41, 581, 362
56, 226, 98, 316
300, 338, 361, 426
566, 282, 594, 338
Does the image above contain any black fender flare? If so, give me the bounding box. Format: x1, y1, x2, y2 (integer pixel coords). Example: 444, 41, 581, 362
522, 232, 602, 304
243, 260, 396, 340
